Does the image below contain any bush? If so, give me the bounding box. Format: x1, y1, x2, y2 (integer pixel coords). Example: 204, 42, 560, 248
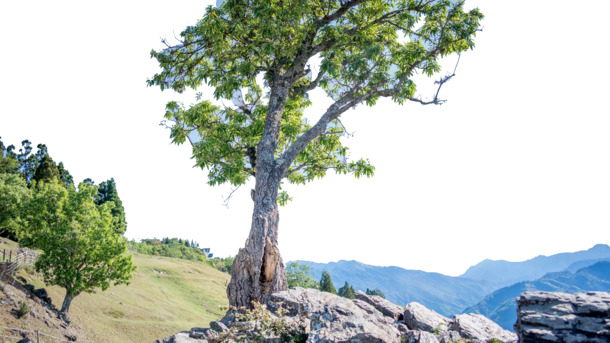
16, 299, 30, 318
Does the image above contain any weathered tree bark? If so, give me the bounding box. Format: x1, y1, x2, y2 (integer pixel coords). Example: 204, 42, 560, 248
227, 78, 290, 308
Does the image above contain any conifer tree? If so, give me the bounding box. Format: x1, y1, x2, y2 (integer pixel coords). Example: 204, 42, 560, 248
338, 281, 356, 299
319, 271, 336, 294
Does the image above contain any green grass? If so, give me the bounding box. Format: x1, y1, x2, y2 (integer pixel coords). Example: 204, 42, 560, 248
1, 238, 230, 343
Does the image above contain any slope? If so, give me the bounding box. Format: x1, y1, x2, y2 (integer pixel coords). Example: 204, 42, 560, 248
460, 244, 610, 289
1, 238, 230, 343
464, 261, 610, 330
296, 260, 495, 316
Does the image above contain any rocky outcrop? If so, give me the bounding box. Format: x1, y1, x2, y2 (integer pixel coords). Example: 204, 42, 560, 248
155, 288, 521, 343
355, 290, 404, 321
450, 313, 517, 342
515, 291, 610, 343
403, 302, 450, 332
267, 287, 401, 342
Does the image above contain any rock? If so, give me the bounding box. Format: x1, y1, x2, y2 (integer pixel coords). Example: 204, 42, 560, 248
437, 330, 462, 343
268, 287, 401, 342
355, 290, 404, 321
404, 330, 440, 343
155, 331, 208, 343
403, 302, 450, 332
209, 321, 229, 333
394, 321, 410, 335
449, 313, 517, 342
515, 291, 610, 343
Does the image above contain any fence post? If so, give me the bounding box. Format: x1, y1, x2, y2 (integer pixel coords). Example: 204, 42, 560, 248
36, 329, 40, 343
9, 251, 11, 263
2, 248, 4, 262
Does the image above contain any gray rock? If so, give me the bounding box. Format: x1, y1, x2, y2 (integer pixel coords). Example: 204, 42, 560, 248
437, 330, 462, 343
403, 302, 450, 332
515, 291, 610, 343
154, 332, 207, 343
355, 290, 404, 321
450, 313, 517, 343
268, 287, 401, 343
404, 330, 440, 343
209, 321, 229, 333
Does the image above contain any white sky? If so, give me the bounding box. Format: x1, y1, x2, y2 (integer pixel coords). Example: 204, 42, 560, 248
1, 0, 609, 277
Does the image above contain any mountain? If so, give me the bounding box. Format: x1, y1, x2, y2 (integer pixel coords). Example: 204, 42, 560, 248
295, 260, 496, 316
460, 244, 610, 289
464, 261, 610, 330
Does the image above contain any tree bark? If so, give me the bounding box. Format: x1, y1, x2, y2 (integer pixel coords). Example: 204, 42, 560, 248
226, 164, 287, 308
60, 291, 77, 321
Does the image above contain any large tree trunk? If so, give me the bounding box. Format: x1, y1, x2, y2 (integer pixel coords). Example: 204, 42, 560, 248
226, 170, 287, 308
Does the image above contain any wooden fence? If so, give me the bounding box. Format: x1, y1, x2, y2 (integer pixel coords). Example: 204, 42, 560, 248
0, 248, 38, 277
0, 325, 74, 343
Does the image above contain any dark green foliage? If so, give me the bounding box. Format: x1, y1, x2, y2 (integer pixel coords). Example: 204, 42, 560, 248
17, 140, 36, 183
338, 281, 355, 299
286, 262, 319, 289
57, 162, 74, 188
185, 239, 190, 247
319, 271, 336, 294
207, 256, 235, 274
0, 173, 31, 240
95, 178, 127, 235
17, 300, 30, 319
32, 147, 60, 184
366, 288, 386, 299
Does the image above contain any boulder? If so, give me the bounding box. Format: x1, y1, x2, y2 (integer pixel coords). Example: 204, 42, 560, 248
403, 302, 450, 332
267, 287, 402, 342
355, 290, 404, 321
404, 330, 440, 343
449, 313, 517, 342
515, 291, 610, 343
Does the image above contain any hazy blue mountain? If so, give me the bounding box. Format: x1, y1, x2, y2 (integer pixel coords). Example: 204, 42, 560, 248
459, 244, 610, 288
563, 257, 610, 273
295, 260, 496, 316
464, 261, 610, 330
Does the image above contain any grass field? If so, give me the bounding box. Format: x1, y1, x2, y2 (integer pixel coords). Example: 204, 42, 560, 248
1, 238, 230, 343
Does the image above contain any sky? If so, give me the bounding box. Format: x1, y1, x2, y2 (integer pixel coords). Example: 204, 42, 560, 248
1, 0, 609, 277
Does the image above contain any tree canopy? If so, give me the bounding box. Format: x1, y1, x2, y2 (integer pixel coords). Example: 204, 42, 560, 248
150, 0, 483, 202
19, 181, 135, 318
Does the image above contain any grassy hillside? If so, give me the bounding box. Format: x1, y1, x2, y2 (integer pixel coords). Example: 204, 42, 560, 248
1, 238, 230, 343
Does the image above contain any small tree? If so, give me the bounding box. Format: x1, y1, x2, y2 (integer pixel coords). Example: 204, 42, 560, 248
0, 173, 30, 239
20, 181, 135, 319
319, 271, 336, 294
286, 262, 319, 289
366, 288, 386, 299
338, 281, 356, 299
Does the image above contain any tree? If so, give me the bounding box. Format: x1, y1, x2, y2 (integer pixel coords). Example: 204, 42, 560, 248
57, 162, 74, 188
17, 140, 37, 183
0, 138, 19, 174
338, 281, 356, 299
32, 145, 60, 184
0, 173, 30, 239
319, 271, 337, 294
95, 178, 127, 234
366, 288, 386, 298
19, 181, 135, 319
149, 0, 483, 307
286, 262, 319, 289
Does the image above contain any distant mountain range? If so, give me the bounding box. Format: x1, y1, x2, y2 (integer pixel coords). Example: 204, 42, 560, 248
464, 261, 610, 330
459, 244, 610, 289
295, 244, 610, 320
295, 260, 495, 316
